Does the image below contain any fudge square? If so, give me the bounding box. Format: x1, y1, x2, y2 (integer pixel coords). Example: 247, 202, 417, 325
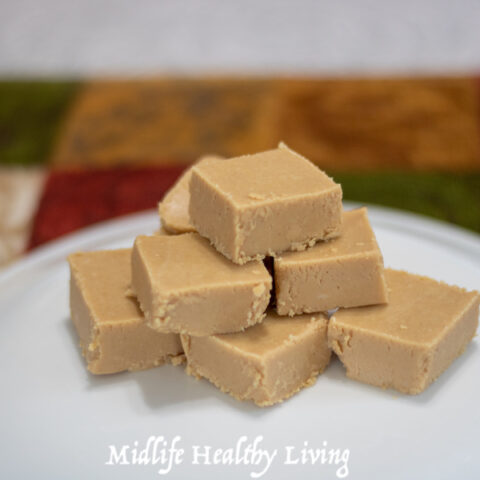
131, 233, 272, 336
329, 269, 480, 394
189, 143, 342, 264
275, 207, 388, 315
158, 155, 223, 234
68, 249, 183, 375
181, 310, 331, 406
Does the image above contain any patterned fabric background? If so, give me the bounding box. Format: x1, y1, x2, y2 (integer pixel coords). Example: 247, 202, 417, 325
1, 77, 479, 267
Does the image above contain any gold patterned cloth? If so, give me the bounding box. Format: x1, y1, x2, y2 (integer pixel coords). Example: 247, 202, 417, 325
51, 77, 480, 171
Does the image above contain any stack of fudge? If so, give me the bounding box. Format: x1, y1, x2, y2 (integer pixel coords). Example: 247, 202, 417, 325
69, 144, 480, 406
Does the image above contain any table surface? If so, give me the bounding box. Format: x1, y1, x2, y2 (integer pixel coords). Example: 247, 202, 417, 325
1, 0, 480, 75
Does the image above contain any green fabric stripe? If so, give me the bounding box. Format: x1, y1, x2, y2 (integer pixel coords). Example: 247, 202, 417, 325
332, 171, 480, 234
0, 81, 78, 165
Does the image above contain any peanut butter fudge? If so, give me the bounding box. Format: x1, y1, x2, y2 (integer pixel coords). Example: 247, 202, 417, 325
158, 155, 223, 234
329, 269, 480, 394
189, 143, 342, 264
182, 311, 331, 406
68, 249, 183, 375
131, 233, 272, 336
275, 207, 388, 315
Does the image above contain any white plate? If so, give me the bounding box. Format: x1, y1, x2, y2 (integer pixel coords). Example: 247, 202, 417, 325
1, 203, 479, 480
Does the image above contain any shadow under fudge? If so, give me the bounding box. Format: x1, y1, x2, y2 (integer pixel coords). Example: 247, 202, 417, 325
63, 316, 272, 416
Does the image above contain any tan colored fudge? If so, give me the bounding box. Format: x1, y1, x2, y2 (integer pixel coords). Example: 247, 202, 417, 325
158, 155, 223, 234
131, 233, 272, 336
182, 310, 331, 406
189, 143, 342, 264
329, 269, 480, 394
155, 226, 171, 236
68, 249, 183, 375
275, 207, 388, 315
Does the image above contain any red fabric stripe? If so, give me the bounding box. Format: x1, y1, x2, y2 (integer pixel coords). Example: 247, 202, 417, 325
28, 165, 188, 249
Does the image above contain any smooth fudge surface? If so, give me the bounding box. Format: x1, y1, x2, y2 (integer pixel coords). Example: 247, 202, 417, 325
131, 233, 272, 336
182, 310, 331, 406
275, 207, 388, 315
158, 155, 222, 234
189, 143, 342, 264
68, 249, 183, 375
329, 269, 480, 394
